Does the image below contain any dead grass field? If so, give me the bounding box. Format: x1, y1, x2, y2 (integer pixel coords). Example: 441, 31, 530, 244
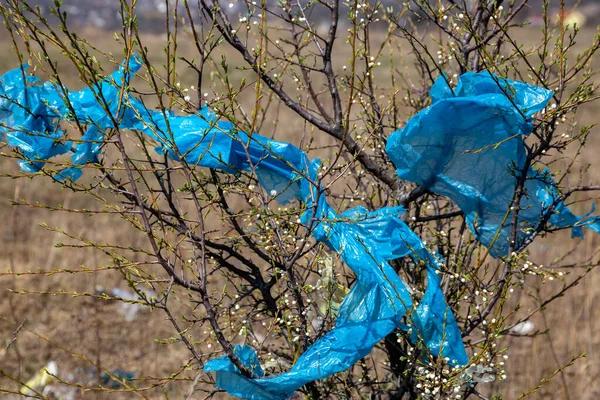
0, 24, 599, 399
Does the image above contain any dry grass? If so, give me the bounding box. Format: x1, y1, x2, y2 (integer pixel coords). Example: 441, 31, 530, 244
1, 25, 599, 399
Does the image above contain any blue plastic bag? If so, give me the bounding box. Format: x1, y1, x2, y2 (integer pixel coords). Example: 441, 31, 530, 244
1, 58, 468, 400
386, 72, 600, 258
0, 66, 72, 173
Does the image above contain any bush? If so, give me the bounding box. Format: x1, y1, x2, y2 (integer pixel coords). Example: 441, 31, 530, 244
1, 0, 599, 399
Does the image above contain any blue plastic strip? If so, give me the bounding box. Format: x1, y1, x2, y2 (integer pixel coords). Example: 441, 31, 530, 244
0, 57, 468, 399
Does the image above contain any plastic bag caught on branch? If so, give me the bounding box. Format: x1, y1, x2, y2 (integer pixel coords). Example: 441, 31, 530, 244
0, 57, 467, 399
386, 71, 600, 258
0, 67, 72, 173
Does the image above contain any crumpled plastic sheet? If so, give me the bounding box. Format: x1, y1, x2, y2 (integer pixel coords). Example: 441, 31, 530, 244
386, 71, 600, 258
0, 67, 72, 173
0, 57, 468, 399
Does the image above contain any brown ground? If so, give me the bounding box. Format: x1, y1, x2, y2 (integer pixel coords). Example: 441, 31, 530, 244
1, 25, 599, 399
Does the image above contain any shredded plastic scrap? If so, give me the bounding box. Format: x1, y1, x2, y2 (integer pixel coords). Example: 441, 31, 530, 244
386, 71, 600, 258
0, 58, 467, 400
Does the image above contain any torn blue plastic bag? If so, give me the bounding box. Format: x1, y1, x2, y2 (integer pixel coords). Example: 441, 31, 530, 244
0, 57, 241, 178
386, 71, 600, 258
0, 66, 72, 173
0, 57, 468, 399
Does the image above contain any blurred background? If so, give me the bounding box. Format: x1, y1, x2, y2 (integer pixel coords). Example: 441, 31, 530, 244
14, 0, 600, 31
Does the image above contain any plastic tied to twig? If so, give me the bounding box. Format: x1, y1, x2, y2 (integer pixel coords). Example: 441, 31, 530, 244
0, 57, 468, 399
386, 71, 600, 258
